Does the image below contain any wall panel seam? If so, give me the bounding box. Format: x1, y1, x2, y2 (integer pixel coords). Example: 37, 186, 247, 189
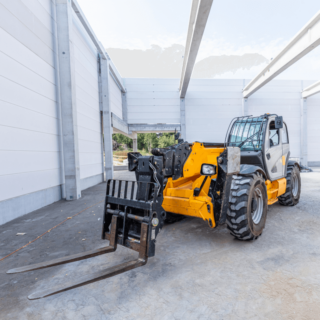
0, 150, 61, 153
74, 55, 99, 81
0, 167, 61, 177
0, 3, 55, 54
77, 110, 100, 123
79, 151, 102, 154
36, 0, 56, 19
0, 51, 56, 85
0, 124, 60, 136
0, 26, 55, 68
75, 85, 100, 104
77, 138, 102, 144
0, 76, 57, 103
74, 68, 99, 92
75, 91, 100, 107
72, 27, 98, 64
0, 99, 59, 120
77, 124, 102, 134
1, 1, 55, 37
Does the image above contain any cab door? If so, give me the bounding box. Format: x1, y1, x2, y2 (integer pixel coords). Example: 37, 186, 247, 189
281, 122, 290, 176
264, 118, 283, 181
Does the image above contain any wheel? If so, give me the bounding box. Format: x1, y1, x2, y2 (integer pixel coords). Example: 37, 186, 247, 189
226, 173, 268, 240
278, 164, 301, 206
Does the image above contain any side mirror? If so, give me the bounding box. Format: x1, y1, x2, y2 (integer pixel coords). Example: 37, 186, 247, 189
201, 164, 216, 176
275, 116, 283, 129
174, 131, 181, 140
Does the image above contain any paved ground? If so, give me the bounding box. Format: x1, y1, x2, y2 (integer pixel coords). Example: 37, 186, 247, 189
1, 169, 320, 319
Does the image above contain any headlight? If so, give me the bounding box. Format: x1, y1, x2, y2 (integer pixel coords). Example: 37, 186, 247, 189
201, 164, 216, 175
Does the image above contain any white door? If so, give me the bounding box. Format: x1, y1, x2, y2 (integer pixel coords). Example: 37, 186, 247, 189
264, 118, 283, 181
281, 122, 290, 176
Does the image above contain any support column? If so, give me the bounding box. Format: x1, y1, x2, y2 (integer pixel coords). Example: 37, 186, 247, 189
99, 110, 105, 180
56, 0, 81, 200
51, 0, 66, 198
132, 132, 137, 152
300, 97, 308, 166
100, 58, 114, 180
180, 98, 186, 141
122, 92, 127, 123
242, 98, 248, 116
242, 79, 249, 117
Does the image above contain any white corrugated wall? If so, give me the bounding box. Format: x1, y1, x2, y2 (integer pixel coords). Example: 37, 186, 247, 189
125, 78, 180, 124
247, 80, 301, 158
109, 76, 123, 119
72, 12, 103, 189
185, 79, 243, 143
305, 81, 320, 165
125, 78, 320, 163
0, 0, 62, 224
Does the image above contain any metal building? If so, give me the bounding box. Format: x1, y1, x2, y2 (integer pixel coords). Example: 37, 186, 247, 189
1, 0, 320, 225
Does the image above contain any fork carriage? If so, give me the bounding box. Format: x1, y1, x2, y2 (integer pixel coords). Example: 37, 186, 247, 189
102, 178, 165, 258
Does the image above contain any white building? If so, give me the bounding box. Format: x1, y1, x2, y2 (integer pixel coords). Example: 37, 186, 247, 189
1, 0, 320, 225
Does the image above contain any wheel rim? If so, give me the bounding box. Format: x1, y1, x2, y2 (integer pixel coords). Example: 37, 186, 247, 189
292, 174, 299, 197
251, 187, 263, 224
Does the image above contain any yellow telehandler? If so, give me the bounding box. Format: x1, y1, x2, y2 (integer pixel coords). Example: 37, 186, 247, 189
8, 114, 301, 299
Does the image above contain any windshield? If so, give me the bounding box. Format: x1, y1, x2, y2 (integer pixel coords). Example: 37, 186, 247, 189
228, 117, 266, 151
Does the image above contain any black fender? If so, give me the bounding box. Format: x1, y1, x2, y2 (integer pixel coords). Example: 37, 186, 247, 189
288, 160, 301, 171
284, 152, 291, 176
238, 164, 267, 180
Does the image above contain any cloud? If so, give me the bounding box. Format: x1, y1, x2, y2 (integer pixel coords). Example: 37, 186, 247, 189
105, 32, 289, 64
211, 44, 320, 80
104, 34, 186, 51
107, 44, 268, 79
106, 35, 320, 80
198, 36, 287, 61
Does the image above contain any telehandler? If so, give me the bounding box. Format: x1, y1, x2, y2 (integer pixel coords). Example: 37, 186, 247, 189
8, 114, 301, 299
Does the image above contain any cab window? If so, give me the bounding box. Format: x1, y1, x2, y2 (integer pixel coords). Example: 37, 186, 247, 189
228, 117, 266, 151
269, 121, 279, 147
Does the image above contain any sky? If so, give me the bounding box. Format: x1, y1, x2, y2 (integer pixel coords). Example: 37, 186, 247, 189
77, 0, 320, 80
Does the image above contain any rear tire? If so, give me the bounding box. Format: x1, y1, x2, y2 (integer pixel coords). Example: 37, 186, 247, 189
226, 173, 268, 240
278, 164, 301, 206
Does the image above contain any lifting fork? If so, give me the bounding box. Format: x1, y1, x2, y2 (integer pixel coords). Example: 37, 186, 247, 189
7, 215, 149, 300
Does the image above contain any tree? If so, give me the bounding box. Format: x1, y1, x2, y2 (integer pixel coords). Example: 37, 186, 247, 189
112, 133, 132, 148
158, 133, 176, 148
143, 133, 158, 152
113, 132, 177, 153
137, 133, 145, 150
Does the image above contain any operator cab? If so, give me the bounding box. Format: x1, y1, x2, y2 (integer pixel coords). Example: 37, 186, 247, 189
227, 114, 289, 181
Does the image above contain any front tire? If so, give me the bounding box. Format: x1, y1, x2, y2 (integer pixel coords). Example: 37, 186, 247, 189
226, 173, 268, 240
278, 164, 301, 206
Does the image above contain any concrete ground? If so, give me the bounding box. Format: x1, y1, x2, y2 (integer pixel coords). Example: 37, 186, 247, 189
1, 169, 320, 319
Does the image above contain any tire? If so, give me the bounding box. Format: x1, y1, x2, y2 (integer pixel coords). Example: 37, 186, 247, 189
226, 173, 268, 240
278, 164, 301, 206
